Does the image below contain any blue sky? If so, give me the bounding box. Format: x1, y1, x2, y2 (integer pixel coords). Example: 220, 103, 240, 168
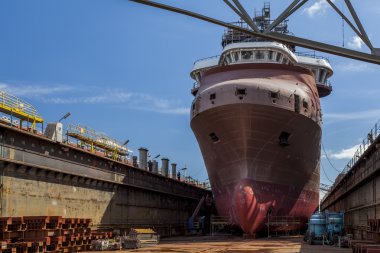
0, 0, 379, 192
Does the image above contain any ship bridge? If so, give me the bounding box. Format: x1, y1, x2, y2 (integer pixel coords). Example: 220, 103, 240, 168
295, 53, 333, 97
219, 41, 298, 66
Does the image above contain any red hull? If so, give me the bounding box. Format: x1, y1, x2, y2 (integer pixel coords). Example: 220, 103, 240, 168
213, 179, 318, 234
190, 64, 321, 234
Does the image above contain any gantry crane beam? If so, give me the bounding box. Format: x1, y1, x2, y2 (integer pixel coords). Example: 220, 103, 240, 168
320, 183, 331, 192
129, 0, 380, 65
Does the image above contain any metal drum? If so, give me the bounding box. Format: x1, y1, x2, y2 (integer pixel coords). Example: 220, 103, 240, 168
309, 212, 327, 239
325, 211, 344, 236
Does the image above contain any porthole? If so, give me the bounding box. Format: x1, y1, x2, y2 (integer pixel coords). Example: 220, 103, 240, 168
236, 88, 247, 96
303, 99, 309, 109
270, 91, 279, 99
209, 132, 219, 143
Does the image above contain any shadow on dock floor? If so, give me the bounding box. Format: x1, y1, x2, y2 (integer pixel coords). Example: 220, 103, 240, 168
120, 236, 351, 253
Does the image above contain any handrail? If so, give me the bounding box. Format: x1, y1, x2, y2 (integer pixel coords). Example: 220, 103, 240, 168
193, 55, 220, 65
0, 91, 43, 122
295, 51, 330, 62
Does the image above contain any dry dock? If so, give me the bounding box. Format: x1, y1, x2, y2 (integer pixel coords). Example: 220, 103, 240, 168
108, 236, 350, 253
321, 121, 380, 241
0, 122, 211, 236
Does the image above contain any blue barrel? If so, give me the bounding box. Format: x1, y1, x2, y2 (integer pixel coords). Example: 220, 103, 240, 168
325, 211, 344, 235
309, 212, 327, 238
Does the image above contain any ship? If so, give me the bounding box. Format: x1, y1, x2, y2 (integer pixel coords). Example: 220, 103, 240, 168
189, 3, 333, 234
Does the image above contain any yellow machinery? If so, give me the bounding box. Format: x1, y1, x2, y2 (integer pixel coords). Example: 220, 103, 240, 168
66, 123, 128, 160
0, 91, 44, 129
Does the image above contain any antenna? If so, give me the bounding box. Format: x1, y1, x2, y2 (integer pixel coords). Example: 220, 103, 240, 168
342, 1, 345, 47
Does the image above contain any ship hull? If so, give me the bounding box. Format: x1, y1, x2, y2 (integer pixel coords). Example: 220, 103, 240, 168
191, 103, 320, 234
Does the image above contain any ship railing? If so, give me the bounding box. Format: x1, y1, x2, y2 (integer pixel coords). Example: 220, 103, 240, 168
223, 20, 289, 34
325, 118, 380, 198
193, 55, 220, 65
295, 51, 330, 62
316, 80, 332, 88
193, 82, 199, 89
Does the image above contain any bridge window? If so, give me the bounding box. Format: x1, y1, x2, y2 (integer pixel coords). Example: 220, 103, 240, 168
209, 93, 216, 100
276, 53, 282, 62
255, 51, 264, 60
226, 54, 232, 64
242, 51, 253, 60
319, 69, 326, 83
282, 58, 288, 64
268, 51, 274, 60
234, 52, 240, 61
312, 69, 318, 79
194, 73, 201, 83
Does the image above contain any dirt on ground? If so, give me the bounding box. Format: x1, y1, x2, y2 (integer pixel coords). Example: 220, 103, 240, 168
96, 235, 352, 253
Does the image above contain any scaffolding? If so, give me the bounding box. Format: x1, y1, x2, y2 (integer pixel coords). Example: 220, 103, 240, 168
266, 216, 301, 236
0, 91, 44, 129
66, 123, 128, 160
210, 216, 231, 236
221, 3, 290, 48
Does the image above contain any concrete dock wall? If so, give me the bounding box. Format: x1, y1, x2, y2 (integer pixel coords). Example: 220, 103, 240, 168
0, 124, 210, 235
321, 132, 380, 241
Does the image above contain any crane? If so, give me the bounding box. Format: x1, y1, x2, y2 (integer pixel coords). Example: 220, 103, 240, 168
129, 0, 380, 65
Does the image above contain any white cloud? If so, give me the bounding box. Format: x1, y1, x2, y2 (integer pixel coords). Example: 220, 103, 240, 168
44, 90, 189, 115
347, 35, 364, 50
0, 81, 189, 115
0, 82, 73, 97
330, 144, 360, 159
336, 61, 370, 72
324, 109, 380, 122
303, 0, 334, 17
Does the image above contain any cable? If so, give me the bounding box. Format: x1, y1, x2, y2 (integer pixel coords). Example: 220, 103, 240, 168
321, 143, 342, 173
320, 162, 334, 184
192, 167, 205, 177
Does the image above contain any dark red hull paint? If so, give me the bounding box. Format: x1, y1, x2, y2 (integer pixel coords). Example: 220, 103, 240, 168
190, 65, 321, 235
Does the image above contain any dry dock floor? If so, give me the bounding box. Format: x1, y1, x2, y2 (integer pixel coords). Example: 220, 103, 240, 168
113, 236, 352, 253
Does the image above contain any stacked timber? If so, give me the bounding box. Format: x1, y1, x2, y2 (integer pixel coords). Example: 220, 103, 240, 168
0, 216, 110, 253
350, 240, 380, 253
128, 228, 159, 247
